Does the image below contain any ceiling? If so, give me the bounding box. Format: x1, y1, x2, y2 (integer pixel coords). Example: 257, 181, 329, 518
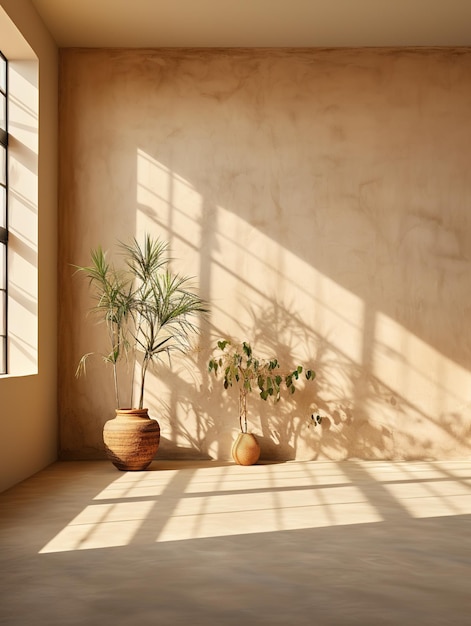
30, 0, 471, 48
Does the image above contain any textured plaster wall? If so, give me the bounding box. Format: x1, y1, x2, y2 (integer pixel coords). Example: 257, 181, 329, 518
59, 47, 471, 462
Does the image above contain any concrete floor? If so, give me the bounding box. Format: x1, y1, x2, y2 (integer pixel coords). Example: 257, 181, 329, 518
0, 459, 470, 625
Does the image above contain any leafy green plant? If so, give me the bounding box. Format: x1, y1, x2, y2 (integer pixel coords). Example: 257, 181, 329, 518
208, 339, 315, 433
75, 234, 208, 410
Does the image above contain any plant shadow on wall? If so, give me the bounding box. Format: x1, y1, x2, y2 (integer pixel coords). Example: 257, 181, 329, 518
151, 297, 471, 464
135, 357, 219, 461
228, 300, 459, 462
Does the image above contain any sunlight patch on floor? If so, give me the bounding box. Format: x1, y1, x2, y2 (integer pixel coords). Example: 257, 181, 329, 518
39, 500, 155, 553
37, 461, 471, 553
156, 487, 381, 542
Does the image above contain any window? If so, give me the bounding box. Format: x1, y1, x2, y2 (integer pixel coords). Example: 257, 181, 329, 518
0, 51, 7, 374
0, 16, 40, 378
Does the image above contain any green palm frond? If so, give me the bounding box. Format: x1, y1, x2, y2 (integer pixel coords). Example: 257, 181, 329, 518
75, 233, 209, 411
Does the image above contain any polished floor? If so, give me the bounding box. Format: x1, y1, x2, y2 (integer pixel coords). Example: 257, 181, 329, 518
0, 459, 470, 625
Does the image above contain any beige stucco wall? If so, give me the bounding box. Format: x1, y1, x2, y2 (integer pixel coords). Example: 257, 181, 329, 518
59, 47, 471, 462
0, 0, 58, 492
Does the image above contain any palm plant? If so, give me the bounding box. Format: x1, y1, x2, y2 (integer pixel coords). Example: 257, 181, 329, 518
75, 234, 208, 409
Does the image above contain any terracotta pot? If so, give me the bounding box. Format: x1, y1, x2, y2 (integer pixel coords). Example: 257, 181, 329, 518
103, 408, 160, 471
232, 432, 261, 466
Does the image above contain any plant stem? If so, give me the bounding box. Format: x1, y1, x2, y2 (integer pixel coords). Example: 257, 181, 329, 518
139, 355, 150, 410
239, 387, 247, 433
113, 363, 120, 408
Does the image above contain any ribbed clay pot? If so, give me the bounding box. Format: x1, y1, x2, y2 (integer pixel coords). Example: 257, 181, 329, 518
231, 432, 261, 466
103, 408, 160, 471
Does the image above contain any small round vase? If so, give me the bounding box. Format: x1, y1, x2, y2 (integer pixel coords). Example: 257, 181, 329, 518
231, 432, 261, 466
103, 408, 160, 471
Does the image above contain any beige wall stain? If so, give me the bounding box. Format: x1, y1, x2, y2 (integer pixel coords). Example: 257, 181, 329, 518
59, 47, 471, 462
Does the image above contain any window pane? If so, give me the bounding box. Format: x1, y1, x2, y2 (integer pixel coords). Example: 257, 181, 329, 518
0, 264, 5, 374
0, 146, 5, 186
0, 186, 5, 229
0, 55, 5, 93
0, 288, 4, 328
0, 94, 5, 133
0, 243, 5, 290
0, 339, 5, 374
